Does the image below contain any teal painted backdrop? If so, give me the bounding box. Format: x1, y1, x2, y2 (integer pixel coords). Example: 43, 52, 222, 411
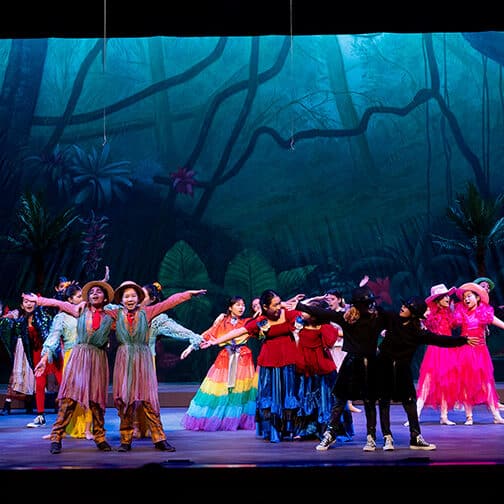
1, 32, 504, 380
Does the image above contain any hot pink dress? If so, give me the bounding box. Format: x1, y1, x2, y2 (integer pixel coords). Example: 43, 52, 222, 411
416, 303, 460, 409
452, 302, 501, 408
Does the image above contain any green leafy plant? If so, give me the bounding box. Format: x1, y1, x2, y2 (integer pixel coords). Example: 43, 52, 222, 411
66, 143, 132, 208
158, 240, 213, 329
432, 181, 504, 276
0, 192, 79, 292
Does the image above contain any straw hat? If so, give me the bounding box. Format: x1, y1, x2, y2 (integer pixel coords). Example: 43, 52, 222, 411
81, 281, 114, 303
456, 282, 489, 305
425, 283, 456, 304
113, 280, 145, 304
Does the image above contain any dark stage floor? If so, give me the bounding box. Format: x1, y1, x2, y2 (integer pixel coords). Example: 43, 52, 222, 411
1, 389, 504, 493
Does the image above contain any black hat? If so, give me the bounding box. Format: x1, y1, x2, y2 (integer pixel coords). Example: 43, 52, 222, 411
401, 296, 427, 319
350, 286, 377, 305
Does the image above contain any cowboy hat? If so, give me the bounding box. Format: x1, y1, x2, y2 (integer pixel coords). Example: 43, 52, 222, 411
473, 277, 495, 291
425, 283, 456, 304
113, 280, 146, 304
350, 286, 377, 305
81, 280, 114, 303
456, 282, 489, 305
401, 296, 427, 319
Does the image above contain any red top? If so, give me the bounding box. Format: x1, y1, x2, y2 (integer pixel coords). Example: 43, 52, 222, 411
245, 309, 301, 367
295, 323, 338, 376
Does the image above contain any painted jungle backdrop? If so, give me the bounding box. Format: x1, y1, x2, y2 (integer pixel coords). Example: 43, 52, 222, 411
1, 32, 504, 381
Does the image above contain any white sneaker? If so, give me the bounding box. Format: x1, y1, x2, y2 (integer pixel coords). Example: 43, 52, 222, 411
383, 434, 394, 451
26, 414, 46, 428
409, 434, 436, 450
363, 434, 376, 452
440, 417, 456, 425
315, 431, 336, 451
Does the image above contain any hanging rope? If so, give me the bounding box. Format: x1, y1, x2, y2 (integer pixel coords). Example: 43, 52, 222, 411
289, 0, 295, 151
102, 0, 108, 146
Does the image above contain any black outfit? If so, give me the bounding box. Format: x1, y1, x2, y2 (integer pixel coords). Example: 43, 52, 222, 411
296, 301, 388, 440
377, 314, 469, 441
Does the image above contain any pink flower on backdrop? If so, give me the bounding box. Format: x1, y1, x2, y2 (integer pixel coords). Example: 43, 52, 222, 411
367, 277, 392, 305
169, 166, 198, 197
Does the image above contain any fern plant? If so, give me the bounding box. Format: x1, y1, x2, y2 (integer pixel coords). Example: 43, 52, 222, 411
432, 181, 504, 276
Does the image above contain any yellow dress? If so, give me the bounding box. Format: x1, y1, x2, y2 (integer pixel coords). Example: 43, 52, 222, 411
42, 311, 93, 439
63, 350, 93, 438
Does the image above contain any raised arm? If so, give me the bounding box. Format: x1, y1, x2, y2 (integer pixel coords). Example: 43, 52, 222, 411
296, 301, 343, 324
151, 313, 203, 349
418, 329, 479, 347
491, 315, 504, 331
40, 313, 65, 362
282, 293, 305, 310
22, 293, 82, 317
200, 326, 249, 348
144, 289, 207, 321
101, 265, 110, 282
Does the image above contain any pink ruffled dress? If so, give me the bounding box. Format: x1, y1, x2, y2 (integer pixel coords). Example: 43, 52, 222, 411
416, 304, 460, 409
452, 302, 500, 408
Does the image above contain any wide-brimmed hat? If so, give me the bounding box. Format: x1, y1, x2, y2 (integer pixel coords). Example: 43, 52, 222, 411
425, 283, 456, 304
114, 280, 146, 304
473, 277, 495, 292
350, 286, 377, 305
401, 296, 427, 319
456, 282, 489, 305
81, 281, 114, 303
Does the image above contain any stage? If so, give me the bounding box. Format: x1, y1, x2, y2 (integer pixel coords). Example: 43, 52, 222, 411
1, 384, 503, 494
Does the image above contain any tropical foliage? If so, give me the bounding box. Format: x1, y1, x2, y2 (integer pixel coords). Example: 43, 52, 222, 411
0, 192, 79, 292
432, 181, 504, 276
65, 143, 132, 208
80, 210, 110, 278
24, 144, 73, 195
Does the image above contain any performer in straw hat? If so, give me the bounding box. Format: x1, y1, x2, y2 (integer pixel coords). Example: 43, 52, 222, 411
25, 280, 207, 453
473, 277, 504, 410
24, 280, 116, 454
110, 281, 206, 452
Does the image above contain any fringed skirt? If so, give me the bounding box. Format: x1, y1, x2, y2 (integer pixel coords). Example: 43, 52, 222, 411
181, 345, 258, 431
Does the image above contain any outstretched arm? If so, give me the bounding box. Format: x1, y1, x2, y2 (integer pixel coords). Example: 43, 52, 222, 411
145, 289, 207, 321
40, 313, 65, 363
296, 301, 343, 324
22, 293, 82, 317
491, 315, 504, 331
419, 329, 479, 347
151, 313, 203, 350
200, 326, 249, 348
282, 293, 305, 310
